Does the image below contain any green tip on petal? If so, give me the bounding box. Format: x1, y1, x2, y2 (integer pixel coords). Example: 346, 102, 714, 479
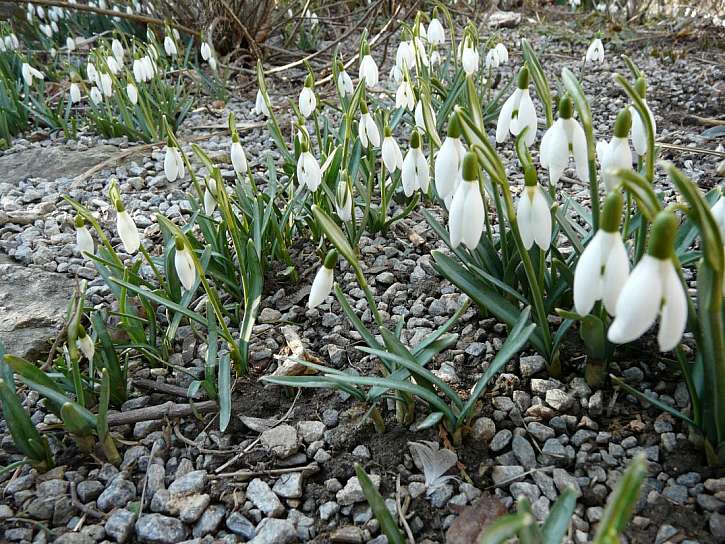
613, 108, 632, 139
74, 215, 85, 228
360, 100, 369, 114
384, 125, 392, 137
304, 73, 314, 88
600, 191, 624, 233
410, 130, 421, 148
524, 166, 537, 187
634, 76, 647, 99
447, 113, 462, 138
558, 94, 573, 119
174, 236, 185, 251
647, 210, 678, 260
517, 66, 530, 89
462, 152, 479, 181
323, 249, 338, 269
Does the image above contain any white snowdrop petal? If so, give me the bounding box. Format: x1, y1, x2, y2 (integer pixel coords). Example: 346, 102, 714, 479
573, 231, 605, 315
608, 255, 662, 344
601, 233, 630, 315
308, 266, 334, 308
657, 262, 688, 351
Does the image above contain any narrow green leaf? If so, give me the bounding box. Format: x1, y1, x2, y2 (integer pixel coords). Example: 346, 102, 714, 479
542, 487, 577, 542
354, 464, 405, 544
479, 512, 534, 544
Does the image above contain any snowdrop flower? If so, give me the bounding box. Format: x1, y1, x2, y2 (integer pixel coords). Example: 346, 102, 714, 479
574, 192, 629, 316
389, 64, 403, 85
608, 211, 687, 351
485, 48, 500, 69
495, 43, 509, 64
254, 89, 270, 116
164, 145, 185, 181
517, 168, 552, 251
143, 56, 156, 79
395, 79, 415, 111
132, 58, 145, 82
308, 250, 337, 309
77, 327, 95, 361
337, 64, 353, 97
402, 131, 429, 197
111, 39, 124, 66
230, 138, 248, 175
359, 45, 379, 88
204, 183, 217, 215
449, 152, 485, 249
430, 50, 441, 66
70, 83, 82, 103
297, 141, 322, 192
90, 86, 102, 104
74, 216, 94, 257
100, 72, 113, 97
66, 36, 76, 51
41, 24, 52, 38
460, 36, 479, 76
87, 61, 99, 85
414, 99, 436, 133
415, 21, 427, 41
21, 63, 44, 86
585, 38, 604, 64
335, 178, 353, 222
382, 126, 404, 173
115, 201, 140, 254
358, 101, 380, 149
412, 37, 429, 68
164, 36, 177, 57
540, 95, 588, 184
209, 56, 217, 71
435, 115, 465, 205
201, 41, 211, 61
298, 75, 316, 118
428, 14, 445, 45
127, 82, 138, 105
630, 77, 656, 157
597, 108, 633, 192
496, 67, 538, 147
174, 237, 196, 291
713, 191, 725, 238
106, 56, 120, 75
396, 40, 415, 72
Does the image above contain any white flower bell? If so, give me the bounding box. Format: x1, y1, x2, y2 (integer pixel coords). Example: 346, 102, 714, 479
395, 79, 415, 111
230, 139, 248, 175
496, 67, 538, 147
298, 75, 316, 118
337, 66, 353, 97
540, 95, 588, 184
90, 86, 102, 104
164, 36, 177, 57
358, 101, 380, 149
402, 131, 429, 197
111, 39, 124, 66
77, 327, 95, 361
495, 43, 509, 64
460, 36, 479, 76
516, 168, 552, 251
115, 204, 140, 254
254, 89, 270, 116
75, 216, 94, 258
597, 108, 633, 192
297, 142, 322, 192
164, 145, 185, 182
435, 115, 465, 204
428, 16, 445, 45
200, 41, 211, 61
174, 237, 197, 291
21, 63, 44, 86
630, 77, 656, 157
449, 152, 485, 250
608, 211, 687, 351
574, 192, 630, 316
308, 250, 337, 309
70, 83, 82, 103
359, 47, 379, 88
585, 38, 604, 64
127, 82, 138, 105
335, 179, 353, 222
382, 127, 404, 173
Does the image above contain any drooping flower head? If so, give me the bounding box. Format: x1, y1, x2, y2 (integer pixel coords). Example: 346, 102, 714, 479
110, 183, 140, 254
74, 215, 94, 258
174, 236, 197, 292
77, 325, 95, 361
435, 113, 465, 205
336, 61, 354, 97
359, 41, 379, 88
428, 9, 445, 45
598, 108, 633, 192
574, 191, 630, 316
309, 249, 337, 309
296, 132, 322, 192
516, 167, 552, 251
402, 130, 429, 197
608, 211, 687, 351
335, 175, 353, 222
630, 76, 657, 157
382, 126, 404, 173
496, 66, 538, 147
449, 151, 485, 250
299, 73, 316, 119
585, 38, 604, 64
460, 34, 479, 76
358, 99, 380, 149
540, 94, 588, 184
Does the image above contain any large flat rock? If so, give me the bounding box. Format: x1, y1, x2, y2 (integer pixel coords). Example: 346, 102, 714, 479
0, 144, 118, 185
0, 262, 75, 361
